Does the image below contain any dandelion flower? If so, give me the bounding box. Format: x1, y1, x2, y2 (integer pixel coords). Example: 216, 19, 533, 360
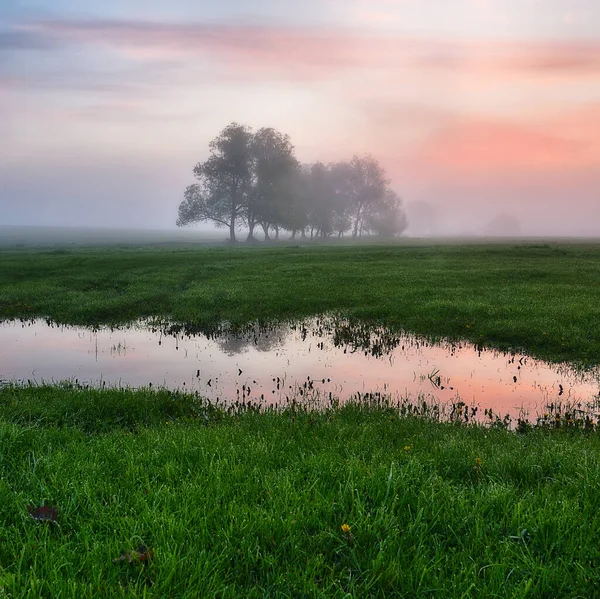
404, 445, 412, 451
341, 523, 351, 534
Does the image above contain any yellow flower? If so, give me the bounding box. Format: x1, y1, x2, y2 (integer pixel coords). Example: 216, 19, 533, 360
341, 523, 351, 534
475, 457, 483, 466
404, 445, 412, 452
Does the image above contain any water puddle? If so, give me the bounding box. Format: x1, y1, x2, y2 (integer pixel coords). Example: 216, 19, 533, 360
1, 318, 598, 420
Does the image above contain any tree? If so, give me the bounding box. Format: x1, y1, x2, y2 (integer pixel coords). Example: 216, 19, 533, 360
364, 189, 408, 237
305, 163, 336, 238
177, 123, 254, 242
485, 214, 521, 237
246, 127, 299, 241
178, 123, 408, 242
345, 155, 389, 237
274, 166, 311, 239
327, 162, 354, 237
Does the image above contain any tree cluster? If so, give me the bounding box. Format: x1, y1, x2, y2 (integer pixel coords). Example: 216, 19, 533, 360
177, 122, 407, 242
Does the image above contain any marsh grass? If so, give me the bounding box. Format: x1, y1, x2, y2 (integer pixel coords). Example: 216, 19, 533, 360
2, 384, 600, 597
1, 243, 600, 365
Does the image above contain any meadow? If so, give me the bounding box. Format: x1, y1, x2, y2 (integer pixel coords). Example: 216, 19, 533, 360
1, 241, 599, 365
1, 240, 600, 597
2, 385, 600, 598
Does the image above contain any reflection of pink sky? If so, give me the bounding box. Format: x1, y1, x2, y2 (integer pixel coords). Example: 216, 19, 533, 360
1, 320, 598, 420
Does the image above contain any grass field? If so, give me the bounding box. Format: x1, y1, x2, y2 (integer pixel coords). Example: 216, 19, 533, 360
1, 241, 600, 597
2, 385, 600, 598
1, 242, 599, 365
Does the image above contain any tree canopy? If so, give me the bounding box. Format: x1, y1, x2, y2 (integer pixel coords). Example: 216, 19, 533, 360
177, 122, 407, 241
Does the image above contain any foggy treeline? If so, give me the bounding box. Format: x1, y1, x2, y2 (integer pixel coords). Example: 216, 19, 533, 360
177, 123, 407, 242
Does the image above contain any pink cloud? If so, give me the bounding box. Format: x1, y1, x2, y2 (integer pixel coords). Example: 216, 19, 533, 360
21, 20, 600, 81
6, 18, 600, 203
421, 121, 582, 173
405, 105, 600, 179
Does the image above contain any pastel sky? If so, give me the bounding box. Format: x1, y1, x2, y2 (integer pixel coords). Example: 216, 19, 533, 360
1, 0, 599, 235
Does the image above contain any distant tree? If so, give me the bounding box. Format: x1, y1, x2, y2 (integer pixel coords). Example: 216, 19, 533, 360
485, 214, 521, 237
345, 155, 389, 237
177, 123, 254, 242
246, 127, 299, 241
364, 189, 408, 237
327, 162, 354, 237
305, 163, 336, 238
178, 124, 408, 243
275, 166, 311, 239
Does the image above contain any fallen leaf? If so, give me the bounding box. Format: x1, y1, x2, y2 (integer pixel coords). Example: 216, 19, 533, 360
28, 505, 58, 523
113, 545, 155, 565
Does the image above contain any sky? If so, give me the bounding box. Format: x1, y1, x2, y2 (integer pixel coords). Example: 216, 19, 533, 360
1, 0, 599, 235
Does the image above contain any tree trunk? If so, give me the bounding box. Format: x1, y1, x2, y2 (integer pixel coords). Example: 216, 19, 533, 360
246, 216, 257, 242
301, 228, 307, 239
261, 222, 271, 240
352, 204, 364, 238
229, 184, 239, 242
274, 226, 280, 240
290, 229, 297, 240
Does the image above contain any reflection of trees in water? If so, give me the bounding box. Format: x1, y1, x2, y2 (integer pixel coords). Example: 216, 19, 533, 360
154, 321, 289, 356
213, 323, 291, 356
155, 316, 488, 361
215, 318, 439, 359
159, 317, 414, 358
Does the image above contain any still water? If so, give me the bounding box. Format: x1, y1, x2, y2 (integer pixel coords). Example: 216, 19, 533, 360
1, 318, 598, 419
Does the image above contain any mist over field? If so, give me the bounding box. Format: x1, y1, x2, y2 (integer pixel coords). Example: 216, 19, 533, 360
1, 0, 599, 238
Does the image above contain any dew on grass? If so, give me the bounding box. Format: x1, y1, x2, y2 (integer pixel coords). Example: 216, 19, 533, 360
0, 316, 598, 420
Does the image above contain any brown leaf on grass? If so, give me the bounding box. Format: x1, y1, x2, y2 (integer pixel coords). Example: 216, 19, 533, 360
28, 505, 58, 523
113, 545, 155, 565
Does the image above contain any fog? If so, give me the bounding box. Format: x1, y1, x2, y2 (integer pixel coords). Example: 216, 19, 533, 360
1, 0, 599, 239
2, 158, 598, 239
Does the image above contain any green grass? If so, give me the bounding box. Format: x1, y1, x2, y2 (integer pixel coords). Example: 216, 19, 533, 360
1, 242, 600, 365
1, 242, 599, 596
2, 384, 600, 598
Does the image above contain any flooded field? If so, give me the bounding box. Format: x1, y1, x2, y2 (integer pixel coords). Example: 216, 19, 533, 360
1, 318, 598, 420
